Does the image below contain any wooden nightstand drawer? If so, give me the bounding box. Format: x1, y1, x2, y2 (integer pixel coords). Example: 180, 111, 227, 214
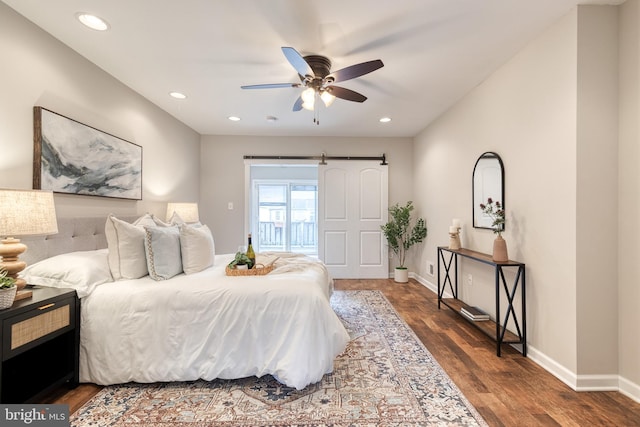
11, 303, 71, 350
3, 297, 75, 360
0, 287, 80, 403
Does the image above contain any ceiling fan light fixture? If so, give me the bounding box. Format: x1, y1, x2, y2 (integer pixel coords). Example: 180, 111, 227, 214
321, 91, 336, 107
301, 88, 316, 111
76, 13, 110, 31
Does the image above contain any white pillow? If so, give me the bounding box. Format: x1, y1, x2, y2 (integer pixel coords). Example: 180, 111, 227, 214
133, 213, 156, 227
105, 214, 149, 280
150, 214, 171, 227
21, 249, 113, 298
169, 212, 186, 225
179, 224, 215, 274
168, 212, 202, 227
144, 226, 182, 280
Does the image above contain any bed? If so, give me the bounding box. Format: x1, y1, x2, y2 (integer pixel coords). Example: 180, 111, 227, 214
20, 216, 350, 390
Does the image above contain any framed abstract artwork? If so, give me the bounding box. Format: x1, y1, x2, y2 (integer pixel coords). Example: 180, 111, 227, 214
33, 107, 142, 200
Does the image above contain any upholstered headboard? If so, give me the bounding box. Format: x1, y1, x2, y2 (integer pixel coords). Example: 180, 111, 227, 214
20, 216, 137, 265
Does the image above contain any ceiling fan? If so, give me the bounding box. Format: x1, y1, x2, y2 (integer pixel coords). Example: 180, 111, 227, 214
241, 47, 384, 123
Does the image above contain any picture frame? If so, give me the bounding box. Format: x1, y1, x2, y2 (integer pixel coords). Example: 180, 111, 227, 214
33, 107, 142, 200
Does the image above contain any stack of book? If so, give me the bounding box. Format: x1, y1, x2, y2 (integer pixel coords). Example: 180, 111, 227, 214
460, 305, 490, 321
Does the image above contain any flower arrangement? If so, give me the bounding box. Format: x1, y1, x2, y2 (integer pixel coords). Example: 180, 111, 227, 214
479, 198, 505, 235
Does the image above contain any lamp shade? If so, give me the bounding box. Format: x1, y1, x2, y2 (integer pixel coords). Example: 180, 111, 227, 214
0, 189, 58, 237
166, 202, 199, 223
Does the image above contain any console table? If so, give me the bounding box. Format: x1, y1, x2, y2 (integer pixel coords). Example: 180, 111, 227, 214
437, 246, 526, 356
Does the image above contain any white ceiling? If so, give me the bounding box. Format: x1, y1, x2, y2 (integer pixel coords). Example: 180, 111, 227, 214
2, 0, 625, 138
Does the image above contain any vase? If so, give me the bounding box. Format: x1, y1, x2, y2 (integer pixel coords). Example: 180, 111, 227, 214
394, 267, 409, 283
492, 235, 509, 262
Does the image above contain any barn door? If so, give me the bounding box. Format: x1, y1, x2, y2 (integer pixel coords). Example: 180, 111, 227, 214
318, 161, 388, 278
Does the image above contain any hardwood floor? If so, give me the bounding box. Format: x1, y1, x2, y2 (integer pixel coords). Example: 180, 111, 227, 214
44, 279, 640, 426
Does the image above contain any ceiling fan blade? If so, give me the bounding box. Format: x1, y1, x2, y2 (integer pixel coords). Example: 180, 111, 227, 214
241, 83, 300, 89
282, 47, 314, 78
327, 86, 368, 103
328, 59, 384, 83
293, 96, 303, 111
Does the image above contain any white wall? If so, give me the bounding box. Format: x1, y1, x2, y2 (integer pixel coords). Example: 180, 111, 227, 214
413, 4, 640, 400
618, 0, 640, 397
575, 5, 619, 381
0, 3, 200, 218
200, 135, 413, 256
415, 8, 579, 372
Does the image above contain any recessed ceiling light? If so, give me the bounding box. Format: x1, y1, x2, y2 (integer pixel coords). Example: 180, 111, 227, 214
379, 117, 392, 123
266, 116, 278, 122
76, 13, 110, 31
228, 116, 241, 122
169, 92, 187, 99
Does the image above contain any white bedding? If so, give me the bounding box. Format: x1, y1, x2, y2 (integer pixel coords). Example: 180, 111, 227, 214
79, 252, 350, 390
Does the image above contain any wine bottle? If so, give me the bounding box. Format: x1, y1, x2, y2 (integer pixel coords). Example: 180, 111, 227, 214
246, 233, 255, 269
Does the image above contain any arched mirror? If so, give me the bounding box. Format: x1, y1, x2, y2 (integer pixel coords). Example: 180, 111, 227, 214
472, 152, 504, 230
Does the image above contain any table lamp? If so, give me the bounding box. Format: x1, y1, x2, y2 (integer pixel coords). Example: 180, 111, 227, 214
0, 189, 58, 290
166, 202, 199, 223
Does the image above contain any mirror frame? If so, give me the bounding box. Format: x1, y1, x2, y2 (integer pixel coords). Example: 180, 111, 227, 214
472, 151, 505, 231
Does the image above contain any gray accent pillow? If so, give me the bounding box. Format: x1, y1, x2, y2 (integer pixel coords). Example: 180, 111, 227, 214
144, 226, 183, 280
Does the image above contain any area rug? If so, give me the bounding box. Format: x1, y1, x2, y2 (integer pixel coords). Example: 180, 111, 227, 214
71, 290, 487, 426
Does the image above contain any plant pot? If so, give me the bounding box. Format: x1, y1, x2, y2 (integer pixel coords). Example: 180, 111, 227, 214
394, 267, 409, 283
492, 235, 509, 262
0, 286, 17, 310
235, 264, 248, 270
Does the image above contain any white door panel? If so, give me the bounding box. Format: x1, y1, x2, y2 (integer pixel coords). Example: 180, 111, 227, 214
319, 161, 388, 278
324, 231, 347, 266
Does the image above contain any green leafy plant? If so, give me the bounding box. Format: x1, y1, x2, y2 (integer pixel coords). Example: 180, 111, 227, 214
381, 201, 428, 269
228, 251, 254, 269
479, 197, 505, 236
0, 269, 16, 289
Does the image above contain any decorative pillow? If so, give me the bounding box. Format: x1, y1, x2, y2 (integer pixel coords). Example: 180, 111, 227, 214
21, 249, 113, 298
169, 211, 186, 225
151, 214, 171, 227
105, 214, 149, 280
144, 226, 183, 280
168, 212, 202, 227
179, 224, 215, 274
133, 213, 157, 227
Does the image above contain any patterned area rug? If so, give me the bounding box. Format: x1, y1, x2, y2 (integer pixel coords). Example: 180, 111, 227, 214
71, 290, 487, 426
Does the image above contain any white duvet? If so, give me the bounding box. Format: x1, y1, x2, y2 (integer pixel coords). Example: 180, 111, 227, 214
79, 253, 350, 390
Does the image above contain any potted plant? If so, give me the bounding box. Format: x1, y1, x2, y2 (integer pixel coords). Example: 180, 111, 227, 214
228, 251, 254, 270
0, 268, 17, 310
381, 201, 428, 283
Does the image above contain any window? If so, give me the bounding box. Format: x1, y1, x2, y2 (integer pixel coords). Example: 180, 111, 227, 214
248, 164, 318, 255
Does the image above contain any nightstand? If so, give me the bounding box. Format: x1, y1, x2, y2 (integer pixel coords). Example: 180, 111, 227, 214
0, 286, 80, 403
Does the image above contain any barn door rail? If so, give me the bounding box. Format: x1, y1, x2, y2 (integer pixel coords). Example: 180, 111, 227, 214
243, 153, 387, 165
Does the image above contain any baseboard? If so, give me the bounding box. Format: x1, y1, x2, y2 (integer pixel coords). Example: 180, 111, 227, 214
411, 272, 437, 293
575, 374, 620, 391
619, 376, 640, 403
526, 345, 579, 389
411, 272, 640, 403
